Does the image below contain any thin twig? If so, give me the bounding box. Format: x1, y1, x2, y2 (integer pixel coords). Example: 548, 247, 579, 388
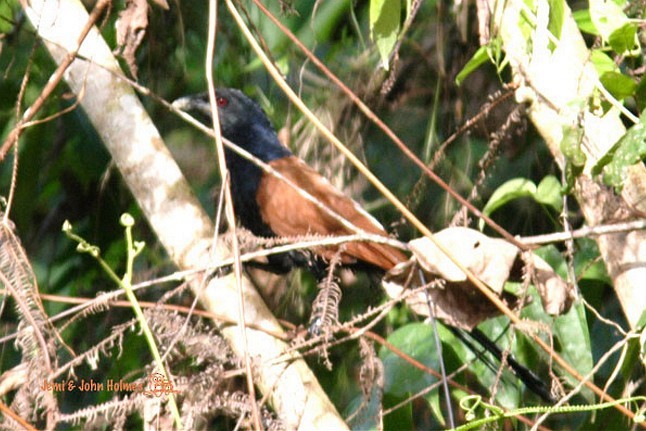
0, 399, 38, 431
530, 332, 640, 430
205, 2, 262, 429
520, 219, 646, 245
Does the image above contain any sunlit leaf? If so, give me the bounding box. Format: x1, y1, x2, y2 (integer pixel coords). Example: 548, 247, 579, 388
589, 0, 628, 41
572, 9, 599, 35
370, 0, 402, 70
608, 22, 638, 55
589, 50, 617, 76
547, 0, 565, 50
600, 71, 637, 101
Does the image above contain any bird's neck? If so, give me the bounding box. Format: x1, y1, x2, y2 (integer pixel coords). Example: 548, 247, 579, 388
225, 123, 291, 163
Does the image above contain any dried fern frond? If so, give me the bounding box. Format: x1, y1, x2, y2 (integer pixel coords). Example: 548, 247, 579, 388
308, 269, 343, 340
0, 213, 59, 426
348, 337, 384, 426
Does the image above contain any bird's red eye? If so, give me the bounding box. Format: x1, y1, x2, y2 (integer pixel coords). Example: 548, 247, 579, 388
216, 96, 228, 107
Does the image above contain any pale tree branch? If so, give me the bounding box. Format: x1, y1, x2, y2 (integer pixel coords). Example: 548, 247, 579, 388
493, 0, 646, 329
22, 0, 348, 429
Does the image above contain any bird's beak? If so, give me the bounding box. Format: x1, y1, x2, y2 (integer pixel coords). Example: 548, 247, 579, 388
171, 96, 194, 111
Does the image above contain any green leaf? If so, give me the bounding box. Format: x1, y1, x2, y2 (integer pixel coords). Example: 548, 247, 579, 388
370, 0, 402, 70
592, 114, 646, 192
346, 390, 400, 429
547, 0, 565, 50
482, 178, 536, 220
515, 270, 594, 403
535, 175, 563, 212
560, 125, 586, 167
380, 323, 439, 397
620, 336, 645, 392
553, 303, 595, 402
636, 75, 646, 112
574, 238, 610, 284
479, 176, 564, 229
572, 9, 599, 35
589, 50, 618, 76
608, 22, 638, 55
589, 0, 628, 41
383, 394, 414, 430
488, 38, 508, 75
600, 71, 637, 101
455, 45, 489, 85
455, 46, 489, 85
0, 2, 16, 33
637, 309, 646, 330
479, 178, 536, 230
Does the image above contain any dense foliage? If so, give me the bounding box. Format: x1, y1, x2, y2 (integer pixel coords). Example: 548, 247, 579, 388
0, 0, 644, 429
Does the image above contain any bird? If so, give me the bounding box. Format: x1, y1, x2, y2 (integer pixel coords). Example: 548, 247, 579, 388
172, 88, 554, 403
172, 88, 407, 278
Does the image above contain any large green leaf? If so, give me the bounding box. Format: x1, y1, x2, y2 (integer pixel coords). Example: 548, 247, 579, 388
535, 175, 564, 211
553, 303, 595, 402
380, 322, 447, 425
480, 178, 536, 230
574, 238, 611, 284
589, 50, 618, 75
381, 323, 440, 397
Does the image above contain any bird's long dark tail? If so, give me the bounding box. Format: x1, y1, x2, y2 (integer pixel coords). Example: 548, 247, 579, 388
447, 326, 556, 403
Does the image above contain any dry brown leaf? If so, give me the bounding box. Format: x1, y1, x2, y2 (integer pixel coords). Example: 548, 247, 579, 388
525, 252, 574, 315
114, 0, 150, 79
383, 227, 574, 330
408, 227, 518, 293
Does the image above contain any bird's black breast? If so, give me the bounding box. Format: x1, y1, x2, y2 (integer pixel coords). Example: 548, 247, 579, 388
226, 152, 275, 238
226, 151, 315, 274
222, 120, 291, 237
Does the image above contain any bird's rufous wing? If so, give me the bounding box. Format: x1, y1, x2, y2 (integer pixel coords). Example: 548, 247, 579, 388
256, 156, 407, 270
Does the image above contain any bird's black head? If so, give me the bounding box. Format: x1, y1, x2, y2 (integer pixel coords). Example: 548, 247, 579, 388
173, 88, 291, 163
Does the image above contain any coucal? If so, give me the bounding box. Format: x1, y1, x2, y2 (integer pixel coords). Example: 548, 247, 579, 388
173, 88, 554, 403
173, 88, 407, 278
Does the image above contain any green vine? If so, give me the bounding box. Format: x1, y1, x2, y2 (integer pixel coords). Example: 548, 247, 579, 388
451, 394, 646, 431
63, 215, 183, 429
